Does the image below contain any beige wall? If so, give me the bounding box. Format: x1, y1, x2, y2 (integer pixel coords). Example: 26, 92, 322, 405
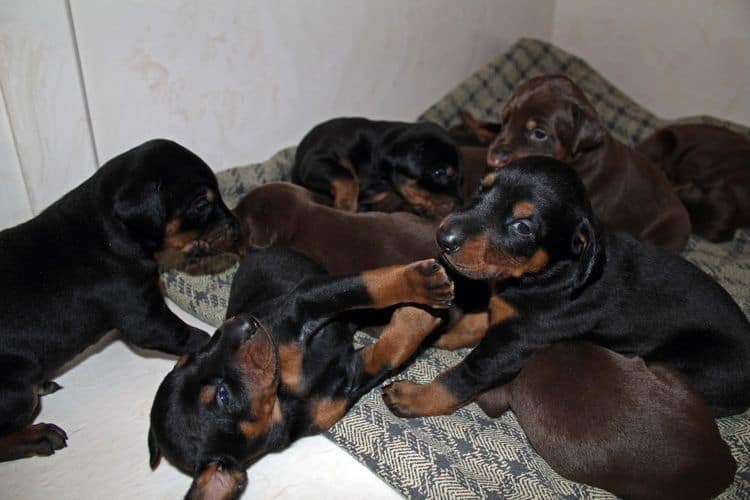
552, 0, 750, 124
1, 1, 749, 231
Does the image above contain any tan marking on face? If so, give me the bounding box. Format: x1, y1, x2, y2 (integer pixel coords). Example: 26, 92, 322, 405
489, 295, 518, 326
400, 180, 458, 218
239, 395, 279, 439
163, 218, 201, 251
205, 189, 216, 202
445, 236, 549, 281
512, 201, 534, 218
310, 398, 349, 430
199, 385, 216, 405
278, 343, 304, 394
526, 119, 537, 130
433, 311, 489, 350
362, 307, 441, 375
445, 165, 456, 177
175, 355, 190, 368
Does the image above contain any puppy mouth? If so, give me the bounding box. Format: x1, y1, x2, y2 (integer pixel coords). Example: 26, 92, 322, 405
185, 223, 240, 256
441, 253, 496, 280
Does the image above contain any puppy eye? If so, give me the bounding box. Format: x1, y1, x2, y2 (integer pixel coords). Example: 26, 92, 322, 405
530, 128, 547, 141
432, 167, 447, 178
511, 220, 533, 236
216, 383, 230, 407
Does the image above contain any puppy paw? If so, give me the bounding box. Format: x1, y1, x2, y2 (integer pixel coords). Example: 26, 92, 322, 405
405, 259, 454, 308
9, 423, 68, 458
382, 380, 428, 418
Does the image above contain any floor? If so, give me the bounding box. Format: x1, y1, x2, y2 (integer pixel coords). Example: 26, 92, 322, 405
0, 300, 402, 500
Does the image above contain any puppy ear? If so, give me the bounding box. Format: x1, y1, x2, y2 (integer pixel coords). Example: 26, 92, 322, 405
185, 459, 248, 500
570, 217, 601, 294
639, 129, 677, 163
147, 427, 162, 470
113, 179, 165, 248
570, 104, 605, 156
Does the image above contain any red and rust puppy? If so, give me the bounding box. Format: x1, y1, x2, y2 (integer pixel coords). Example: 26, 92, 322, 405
382, 156, 750, 420
486, 75, 691, 252
638, 124, 750, 242
0, 139, 238, 462
233, 182, 439, 271
148, 248, 454, 499
475, 341, 736, 499
292, 117, 463, 219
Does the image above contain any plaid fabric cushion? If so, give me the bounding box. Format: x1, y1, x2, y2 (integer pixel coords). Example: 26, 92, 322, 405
163, 38, 750, 499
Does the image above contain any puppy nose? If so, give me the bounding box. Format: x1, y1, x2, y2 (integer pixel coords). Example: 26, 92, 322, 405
437, 224, 464, 254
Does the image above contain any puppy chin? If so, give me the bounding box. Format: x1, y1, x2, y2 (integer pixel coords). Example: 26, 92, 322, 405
441, 254, 497, 281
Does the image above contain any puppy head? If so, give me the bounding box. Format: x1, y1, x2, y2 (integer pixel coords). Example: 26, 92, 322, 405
486, 75, 606, 169
148, 314, 281, 500
232, 182, 316, 254
438, 156, 602, 293
108, 139, 239, 255
384, 122, 463, 218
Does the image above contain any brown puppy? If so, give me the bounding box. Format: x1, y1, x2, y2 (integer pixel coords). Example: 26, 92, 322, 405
638, 124, 750, 242
486, 75, 691, 252
233, 182, 439, 273
476, 341, 737, 500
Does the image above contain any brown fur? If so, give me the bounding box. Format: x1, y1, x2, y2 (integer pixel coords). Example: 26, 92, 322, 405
487, 75, 691, 252
233, 182, 439, 274
475, 341, 737, 500
362, 307, 443, 375
361, 260, 454, 310
432, 311, 489, 350
638, 124, 750, 242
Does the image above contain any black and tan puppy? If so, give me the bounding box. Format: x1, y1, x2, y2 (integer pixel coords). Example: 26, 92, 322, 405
148, 248, 454, 499
0, 139, 238, 462
292, 117, 463, 219
476, 341, 736, 499
382, 156, 750, 419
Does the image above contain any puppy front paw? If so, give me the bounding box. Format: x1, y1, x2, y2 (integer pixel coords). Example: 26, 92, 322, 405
4, 423, 69, 459
382, 379, 460, 418
405, 259, 454, 308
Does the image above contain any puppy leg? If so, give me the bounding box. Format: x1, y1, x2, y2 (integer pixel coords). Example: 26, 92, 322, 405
297, 156, 360, 212
290, 259, 454, 328
0, 377, 67, 462
383, 322, 535, 417
117, 288, 210, 355
433, 311, 489, 350
361, 307, 442, 374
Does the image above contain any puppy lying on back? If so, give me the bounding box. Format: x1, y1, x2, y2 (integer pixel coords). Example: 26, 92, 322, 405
233, 182, 439, 273
486, 75, 691, 252
292, 117, 463, 219
476, 341, 736, 500
638, 124, 750, 242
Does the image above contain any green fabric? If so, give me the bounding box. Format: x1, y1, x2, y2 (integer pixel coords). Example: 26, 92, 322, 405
163, 38, 750, 498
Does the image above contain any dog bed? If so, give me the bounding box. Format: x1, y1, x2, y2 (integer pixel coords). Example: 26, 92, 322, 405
162, 38, 750, 499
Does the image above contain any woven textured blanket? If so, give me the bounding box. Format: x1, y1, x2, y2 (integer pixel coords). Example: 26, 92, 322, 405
163, 39, 749, 498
